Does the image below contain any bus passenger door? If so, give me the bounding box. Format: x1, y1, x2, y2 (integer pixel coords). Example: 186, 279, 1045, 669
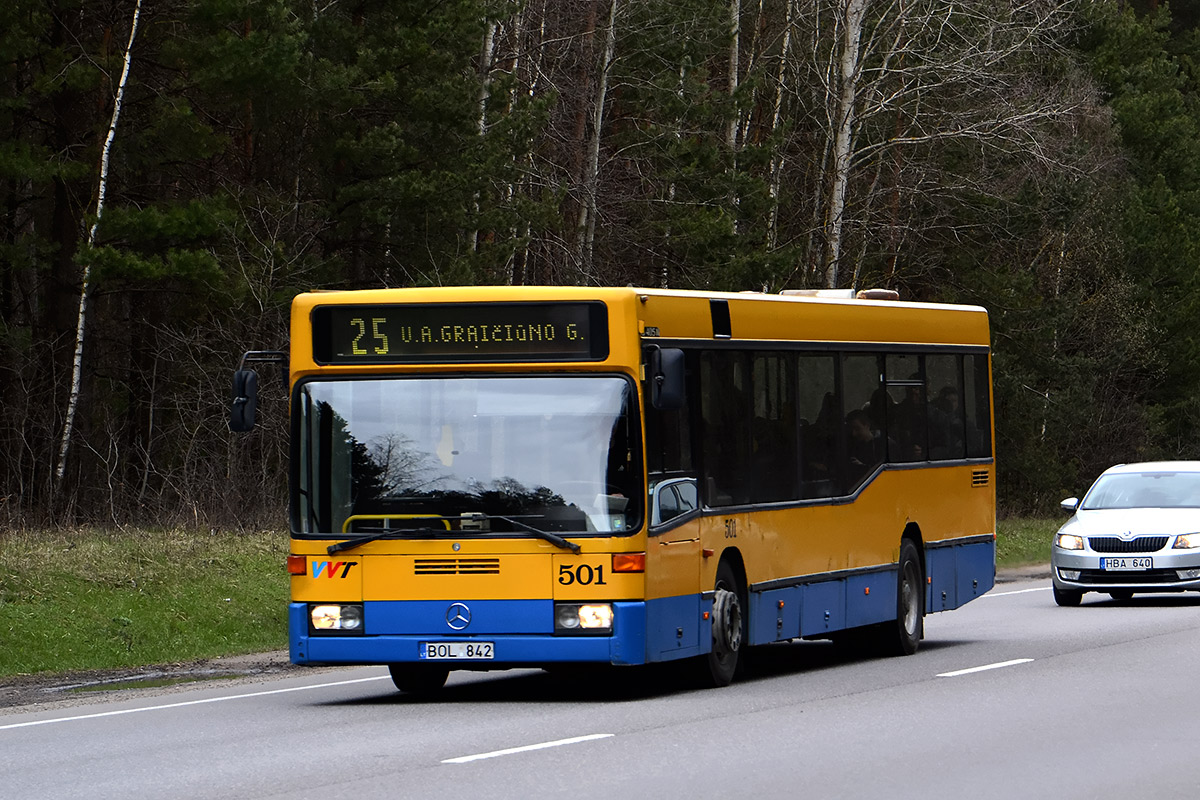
647, 478, 703, 660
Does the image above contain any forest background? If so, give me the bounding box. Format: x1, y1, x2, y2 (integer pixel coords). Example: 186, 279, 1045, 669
3, 0, 1200, 530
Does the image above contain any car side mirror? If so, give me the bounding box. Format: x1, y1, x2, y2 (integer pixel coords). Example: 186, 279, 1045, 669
230, 369, 259, 432
1060, 497, 1079, 514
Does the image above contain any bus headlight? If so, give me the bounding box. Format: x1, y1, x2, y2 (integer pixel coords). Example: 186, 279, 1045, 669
310, 604, 363, 634
555, 603, 613, 634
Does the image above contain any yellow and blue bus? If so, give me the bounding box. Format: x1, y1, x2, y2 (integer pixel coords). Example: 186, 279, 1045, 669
231, 286, 995, 691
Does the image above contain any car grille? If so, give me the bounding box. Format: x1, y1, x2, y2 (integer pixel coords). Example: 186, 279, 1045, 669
1074, 569, 1180, 585
1087, 536, 1169, 553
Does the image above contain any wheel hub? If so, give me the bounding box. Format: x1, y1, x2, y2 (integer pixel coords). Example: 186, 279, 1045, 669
712, 588, 742, 654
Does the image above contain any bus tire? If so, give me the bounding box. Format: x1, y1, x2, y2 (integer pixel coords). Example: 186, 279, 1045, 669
881, 540, 923, 656
701, 560, 745, 687
388, 663, 449, 694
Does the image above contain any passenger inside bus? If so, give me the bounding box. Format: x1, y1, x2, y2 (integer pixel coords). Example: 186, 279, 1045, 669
846, 408, 887, 484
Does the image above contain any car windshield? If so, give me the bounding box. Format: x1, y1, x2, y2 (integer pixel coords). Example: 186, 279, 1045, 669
294, 375, 642, 537
1081, 471, 1200, 510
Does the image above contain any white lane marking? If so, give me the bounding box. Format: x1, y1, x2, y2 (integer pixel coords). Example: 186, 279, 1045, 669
443, 733, 615, 764
0, 675, 391, 731
987, 586, 1051, 597
937, 658, 1034, 678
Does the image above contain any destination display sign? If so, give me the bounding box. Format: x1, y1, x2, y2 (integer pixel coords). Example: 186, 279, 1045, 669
311, 302, 609, 363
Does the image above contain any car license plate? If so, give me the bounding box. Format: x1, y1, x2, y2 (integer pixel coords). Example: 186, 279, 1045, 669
1100, 557, 1152, 570
420, 641, 494, 660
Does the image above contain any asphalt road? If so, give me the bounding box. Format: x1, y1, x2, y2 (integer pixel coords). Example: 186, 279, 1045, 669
4, 575, 1199, 800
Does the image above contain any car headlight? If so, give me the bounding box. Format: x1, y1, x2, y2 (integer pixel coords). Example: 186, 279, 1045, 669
1173, 533, 1200, 549
310, 603, 363, 633
1054, 533, 1084, 551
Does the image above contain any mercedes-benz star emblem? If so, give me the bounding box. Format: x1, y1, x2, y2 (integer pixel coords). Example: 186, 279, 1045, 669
446, 602, 471, 631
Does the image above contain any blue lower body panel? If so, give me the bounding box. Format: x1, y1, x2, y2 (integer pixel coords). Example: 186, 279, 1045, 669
749, 538, 995, 645
928, 539, 995, 611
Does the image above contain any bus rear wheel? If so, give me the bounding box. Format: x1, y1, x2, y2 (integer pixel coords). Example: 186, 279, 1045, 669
701, 560, 744, 687
880, 540, 923, 656
388, 663, 449, 694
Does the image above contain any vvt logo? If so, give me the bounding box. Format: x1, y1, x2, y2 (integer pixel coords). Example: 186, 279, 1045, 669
311, 560, 358, 579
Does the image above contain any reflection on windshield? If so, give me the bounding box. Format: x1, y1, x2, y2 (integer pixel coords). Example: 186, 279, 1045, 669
1082, 472, 1200, 510
295, 376, 642, 537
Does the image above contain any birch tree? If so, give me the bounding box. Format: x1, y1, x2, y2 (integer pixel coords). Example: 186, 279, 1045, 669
55, 0, 143, 489
575, 0, 620, 282
793, 0, 1081, 288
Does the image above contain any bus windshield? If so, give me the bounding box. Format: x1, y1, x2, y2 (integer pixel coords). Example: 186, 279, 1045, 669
294, 375, 642, 538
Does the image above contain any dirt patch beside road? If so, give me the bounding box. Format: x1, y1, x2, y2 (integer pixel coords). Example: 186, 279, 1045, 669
0, 650, 343, 714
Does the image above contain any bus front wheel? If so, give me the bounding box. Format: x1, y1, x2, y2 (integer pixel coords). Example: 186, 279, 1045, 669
702, 560, 744, 687
388, 663, 449, 694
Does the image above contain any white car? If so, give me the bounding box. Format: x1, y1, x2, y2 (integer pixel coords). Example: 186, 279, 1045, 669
1051, 461, 1200, 606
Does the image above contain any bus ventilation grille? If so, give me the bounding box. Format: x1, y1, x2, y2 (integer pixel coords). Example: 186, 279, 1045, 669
971, 470, 990, 487
414, 558, 501, 575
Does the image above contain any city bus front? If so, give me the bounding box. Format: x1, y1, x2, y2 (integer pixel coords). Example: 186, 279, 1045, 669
287, 370, 649, 687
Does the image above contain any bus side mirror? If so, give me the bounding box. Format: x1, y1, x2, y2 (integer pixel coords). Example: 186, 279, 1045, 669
647, 347, 685, 410
230, 369, 259, 432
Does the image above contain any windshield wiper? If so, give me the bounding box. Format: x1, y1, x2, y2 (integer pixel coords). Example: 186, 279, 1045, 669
327, 528, 444, 554
327, 517, 582, 555
492, 515, 581, 553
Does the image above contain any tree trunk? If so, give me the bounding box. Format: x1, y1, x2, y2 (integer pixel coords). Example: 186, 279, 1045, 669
575, 0, 619, 284
767, 0, 797, 252
55, 0, 143, 487
822, 0, 867, 289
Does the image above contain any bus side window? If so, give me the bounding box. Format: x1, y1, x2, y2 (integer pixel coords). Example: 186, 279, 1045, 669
885, 354, 926, 463
797, 355, 839, 499
841, 354, 883, 491
926, 354, 965, 461
645, 354, 694, 477
699, 351, 749, 506
750, 353, 798, 502
964, 354, 992, 458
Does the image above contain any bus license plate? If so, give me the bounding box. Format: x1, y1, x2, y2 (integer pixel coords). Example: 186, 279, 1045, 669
1100, 557, 1152, 570
421, 642, 494, 660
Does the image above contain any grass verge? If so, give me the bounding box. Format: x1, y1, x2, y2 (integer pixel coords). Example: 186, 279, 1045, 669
0, 520, 1054, 681
0, 528, 287, 679
996, 516, 1055, 568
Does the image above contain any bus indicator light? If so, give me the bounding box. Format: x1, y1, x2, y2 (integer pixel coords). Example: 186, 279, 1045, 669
612, 553, 645, 573
287, 555, 306, 575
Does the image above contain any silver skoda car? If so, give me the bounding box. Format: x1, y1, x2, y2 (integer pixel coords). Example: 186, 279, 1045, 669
1052, 461, 1200, 606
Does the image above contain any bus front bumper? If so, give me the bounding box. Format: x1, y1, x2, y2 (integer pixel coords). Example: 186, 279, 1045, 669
289, 600, 652, 667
